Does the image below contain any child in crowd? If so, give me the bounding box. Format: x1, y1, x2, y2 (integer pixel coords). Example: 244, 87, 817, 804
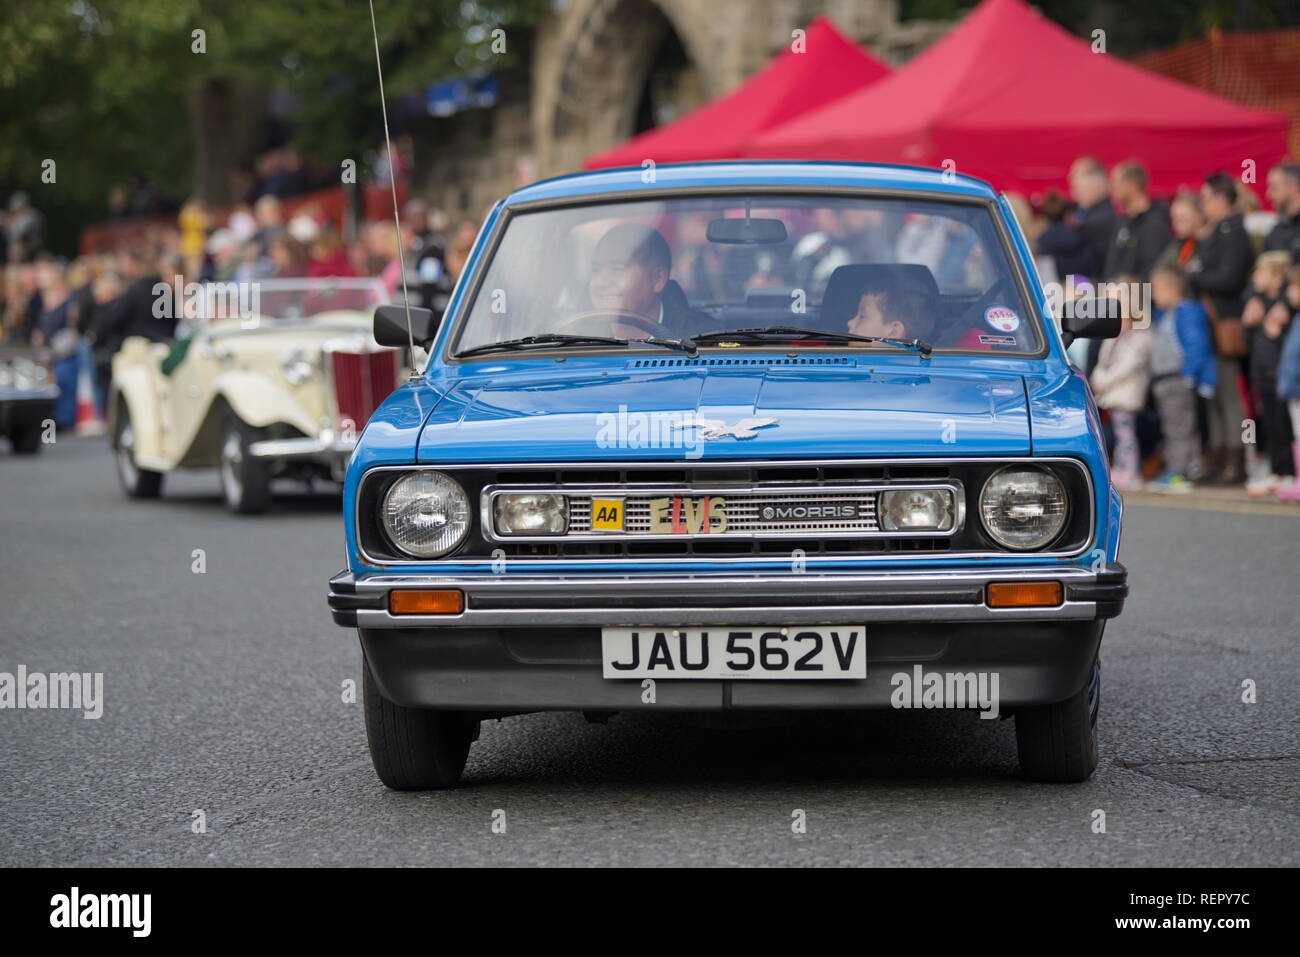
1147, 265, 1216, 493
1242, 252, 1296, 495
1089, 275, 1153, 490
1274, 266, 1300, 501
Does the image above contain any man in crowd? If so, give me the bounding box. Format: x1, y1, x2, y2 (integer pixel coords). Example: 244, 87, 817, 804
1103, 160, 1170, 281
403, 199, 454, 317
1264, 163, 1300, 260
1068, 157, 1115, 279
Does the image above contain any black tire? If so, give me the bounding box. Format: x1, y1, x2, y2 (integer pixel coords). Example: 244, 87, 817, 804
1015, 658, 1100, 783
8, 421, 42, 454
362, 654, 477, 790
113, 403, 163, 498
218, 413, 272, 514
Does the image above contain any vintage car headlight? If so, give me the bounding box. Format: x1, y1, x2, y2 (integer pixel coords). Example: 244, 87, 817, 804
979, 466, 1068, 550
19, 359, 47, 389
493, 493, 567, 535
878, 488, 955, 532
280, 349, 316, 385
382, 471, 471, 558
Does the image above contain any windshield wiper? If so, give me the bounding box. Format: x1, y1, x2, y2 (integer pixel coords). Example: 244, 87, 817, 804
455, 333, 695, 358
689, 326, 932, 358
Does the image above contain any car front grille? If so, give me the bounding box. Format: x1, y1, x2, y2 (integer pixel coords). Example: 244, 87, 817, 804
561, 489, 882, 535
354, 458, 1095, 565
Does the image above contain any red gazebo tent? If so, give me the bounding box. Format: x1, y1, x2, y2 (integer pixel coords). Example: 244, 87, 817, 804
745, 0, 1289, 198
584, 16, 892, 170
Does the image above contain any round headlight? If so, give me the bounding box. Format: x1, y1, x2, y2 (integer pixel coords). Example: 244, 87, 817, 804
280, 349, 315, 385
494, 493, 567, 535
382, 471, 470, 558
979, 466, 1068, 550
879, 488, 955, 532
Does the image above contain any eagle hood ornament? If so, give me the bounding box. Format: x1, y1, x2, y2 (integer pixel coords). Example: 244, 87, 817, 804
670, 416, 779, 440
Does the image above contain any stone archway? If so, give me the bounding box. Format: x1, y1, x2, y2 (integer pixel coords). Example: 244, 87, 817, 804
532, 0, 732, 176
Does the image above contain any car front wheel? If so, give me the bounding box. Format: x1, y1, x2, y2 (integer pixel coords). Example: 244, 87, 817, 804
218, 414, 272, 514
114, 403, 163, 498
363, 654, 477, 790
1015, 657, 1100, 783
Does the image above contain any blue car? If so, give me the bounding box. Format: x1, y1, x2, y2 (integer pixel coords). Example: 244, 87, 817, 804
328, 162, 1128, 788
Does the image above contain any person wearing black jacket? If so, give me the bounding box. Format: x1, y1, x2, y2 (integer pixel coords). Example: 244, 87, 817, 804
1185, 172, 1253, 484
1068, 157, 1115, 278
87, 250, 169, 401
1103, 161, 1170, 281
1037, 189, 1095, 279
1263, 163, 1300, 261
85, 272, 126, 402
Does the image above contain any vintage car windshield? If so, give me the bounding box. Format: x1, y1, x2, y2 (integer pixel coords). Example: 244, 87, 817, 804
205, 278, 387, 323
450, 193, 1041, 356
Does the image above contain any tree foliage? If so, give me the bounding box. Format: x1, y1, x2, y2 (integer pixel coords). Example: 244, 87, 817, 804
0, 0, 544, 250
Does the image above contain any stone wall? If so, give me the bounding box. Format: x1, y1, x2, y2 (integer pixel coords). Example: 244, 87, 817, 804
410, 0, 951, 221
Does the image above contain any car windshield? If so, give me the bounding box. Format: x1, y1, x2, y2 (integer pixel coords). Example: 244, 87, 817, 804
205, 278, 388, 323
450, 193, 1041, 356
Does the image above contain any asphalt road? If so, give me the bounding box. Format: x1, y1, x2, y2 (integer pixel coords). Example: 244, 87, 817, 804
2, 434, 1297, 867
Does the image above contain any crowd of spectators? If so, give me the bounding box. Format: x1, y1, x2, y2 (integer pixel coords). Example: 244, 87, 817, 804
0, 189, 479, 430
1021, 157, 1300, 500
7, 151, 1300, 503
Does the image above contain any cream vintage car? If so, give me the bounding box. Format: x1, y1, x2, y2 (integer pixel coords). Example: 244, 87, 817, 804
109, 277, 405, 513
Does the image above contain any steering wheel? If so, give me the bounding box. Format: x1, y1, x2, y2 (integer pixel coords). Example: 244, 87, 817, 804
977, 277, 1014, 313
956, 278, 1016, 328
554, 309, 665, 339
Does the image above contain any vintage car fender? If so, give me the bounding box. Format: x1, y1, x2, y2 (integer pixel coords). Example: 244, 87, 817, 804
211, 368, 321, 439
108, 340, 169, 467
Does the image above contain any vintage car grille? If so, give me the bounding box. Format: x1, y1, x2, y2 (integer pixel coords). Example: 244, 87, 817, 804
355, 459, 1095, 564
561, 489, 881, 536
331, 350, 398, 430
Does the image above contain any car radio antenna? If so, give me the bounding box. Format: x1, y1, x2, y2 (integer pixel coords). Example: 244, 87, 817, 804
368, 0, 418, 378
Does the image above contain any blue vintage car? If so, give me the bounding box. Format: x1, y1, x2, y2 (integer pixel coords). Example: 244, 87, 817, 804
328, 162, 1128, 788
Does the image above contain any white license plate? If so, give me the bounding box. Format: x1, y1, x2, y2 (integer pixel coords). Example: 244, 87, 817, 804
601, 627, 866, 680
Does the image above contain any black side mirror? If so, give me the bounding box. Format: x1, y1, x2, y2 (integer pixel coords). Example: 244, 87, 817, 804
374, 304, 438, 348
1059, 297, 1123, 347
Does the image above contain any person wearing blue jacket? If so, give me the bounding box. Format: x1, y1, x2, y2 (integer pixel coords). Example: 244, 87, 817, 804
1275, 269, 1300, 501
1147, 265, 1216, 492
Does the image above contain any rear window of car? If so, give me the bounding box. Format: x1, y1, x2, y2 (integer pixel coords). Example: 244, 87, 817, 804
450, 193, 1041, 356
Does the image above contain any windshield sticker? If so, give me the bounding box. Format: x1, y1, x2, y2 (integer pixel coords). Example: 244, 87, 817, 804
984, 306, 1020, 333
978, 334, 1018, 346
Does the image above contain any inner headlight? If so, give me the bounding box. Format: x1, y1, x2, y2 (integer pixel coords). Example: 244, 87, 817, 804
0, 363, 12, 389
494, 493, 567, 536
12, 358, 36, 390
979, 466, 1068, 550
878, 488, 955, 531
280, 349, 315, 385
382, 471, 470, 558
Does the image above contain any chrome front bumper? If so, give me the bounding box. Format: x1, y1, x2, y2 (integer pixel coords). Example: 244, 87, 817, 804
328, 563, 1128, 629
248, 433, 356, 460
